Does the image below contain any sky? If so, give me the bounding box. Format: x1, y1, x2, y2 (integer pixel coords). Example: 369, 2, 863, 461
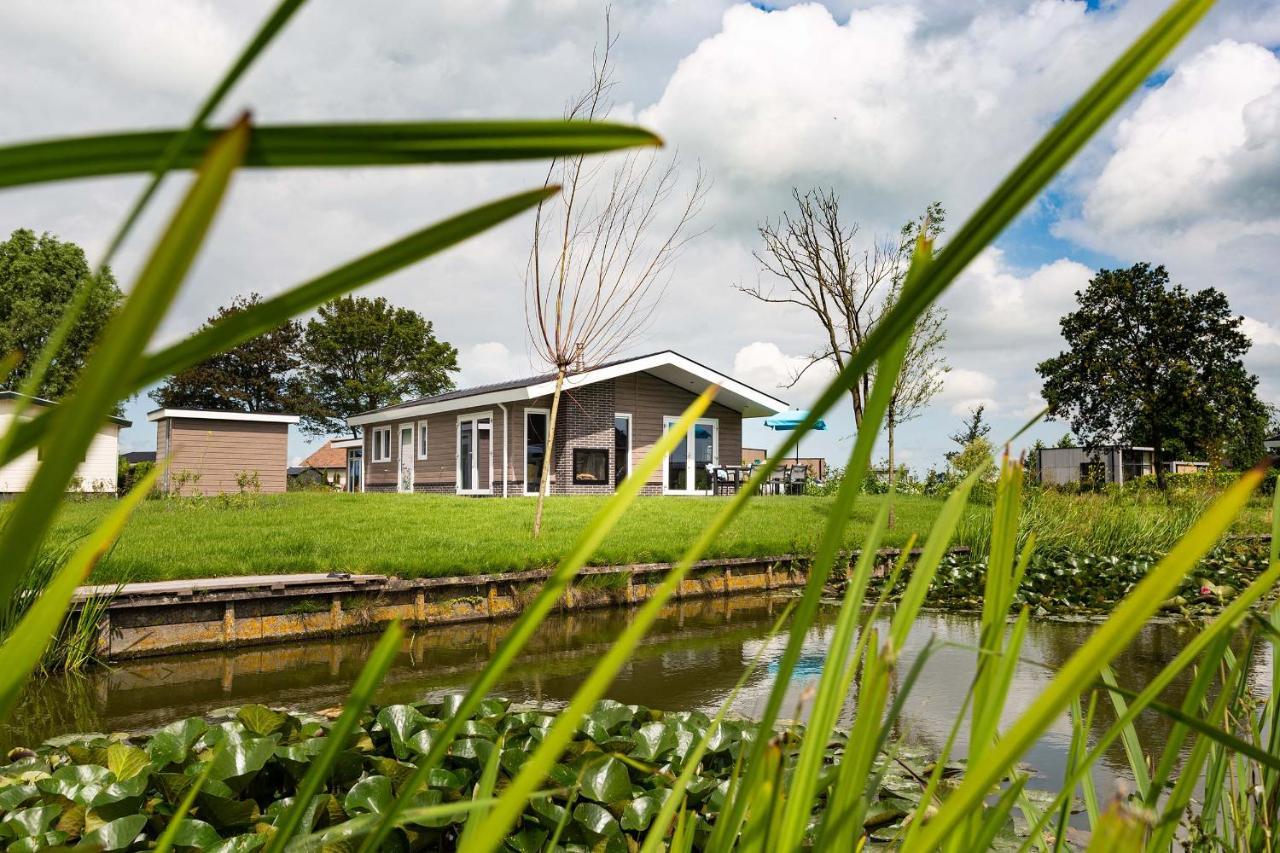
2, 0, 1278, 471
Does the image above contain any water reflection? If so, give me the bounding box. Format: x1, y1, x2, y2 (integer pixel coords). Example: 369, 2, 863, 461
6, 594, 1267, 800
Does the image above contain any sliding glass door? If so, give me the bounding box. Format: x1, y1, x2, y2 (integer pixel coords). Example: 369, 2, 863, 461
662, 416, 718, 495
456, 413, 492, 494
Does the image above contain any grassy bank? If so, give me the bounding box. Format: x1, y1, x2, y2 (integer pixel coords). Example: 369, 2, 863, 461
23, 489, 1273, 584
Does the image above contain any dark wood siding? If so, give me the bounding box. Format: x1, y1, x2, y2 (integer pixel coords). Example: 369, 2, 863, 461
611, 373, 742, 488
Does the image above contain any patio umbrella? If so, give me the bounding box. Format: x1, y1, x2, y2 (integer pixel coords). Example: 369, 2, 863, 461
763, 409, 827, 463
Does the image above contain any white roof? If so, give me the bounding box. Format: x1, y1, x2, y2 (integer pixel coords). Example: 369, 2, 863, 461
347, 350, 789, 427
147, 408, 299, 425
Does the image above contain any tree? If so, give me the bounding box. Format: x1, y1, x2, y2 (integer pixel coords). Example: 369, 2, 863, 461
740, 191, 944, 428
294, 296, 458, 437
0, 228, 123, 400
880, 211, 948, 527
1036, 263, 1263, 489
946, 404, 991, 461
1055, 432, 1075, 448
1025, 438, 1047, 485
152, 294, 302, 413
525, 16, 705, 536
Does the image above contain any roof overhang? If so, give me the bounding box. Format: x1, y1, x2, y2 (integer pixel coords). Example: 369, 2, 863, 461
347, 351, 789, 427
1, 390, 130, 427
331, 437, 363, 449
147, 408, 299, 425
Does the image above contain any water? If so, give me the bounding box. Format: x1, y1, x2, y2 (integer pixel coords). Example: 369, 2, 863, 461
6, 593, 1267, 800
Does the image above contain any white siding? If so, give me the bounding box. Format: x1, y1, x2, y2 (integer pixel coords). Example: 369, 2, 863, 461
0, 400, 121, 494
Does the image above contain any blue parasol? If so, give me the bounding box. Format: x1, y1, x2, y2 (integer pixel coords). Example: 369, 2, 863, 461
763, 409, 827, 463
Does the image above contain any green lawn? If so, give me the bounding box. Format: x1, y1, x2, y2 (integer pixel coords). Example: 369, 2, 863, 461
21, 488, 1273, 583
43, 493, 951, 583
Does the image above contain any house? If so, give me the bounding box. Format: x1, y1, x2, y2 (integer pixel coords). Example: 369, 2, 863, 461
346, 350, 788, 496
742, 447, 828, 480
1266, 432, 1280, 457
119, 451, 157, 465
148, 408, 299, 495
1037, 445, 1208, 486
301, 440, 349, 489
0, 391, 129, 496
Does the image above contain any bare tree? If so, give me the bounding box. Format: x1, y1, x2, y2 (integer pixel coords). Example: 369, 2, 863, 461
526, 14, 706, 536
739, 188, 917, 427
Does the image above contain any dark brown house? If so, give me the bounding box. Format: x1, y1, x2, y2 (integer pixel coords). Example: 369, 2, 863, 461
346, 351, 788, 496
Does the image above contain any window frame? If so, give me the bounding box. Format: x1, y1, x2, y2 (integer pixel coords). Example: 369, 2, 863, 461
416, 420, 429, 460
523, 407, 551, 496
371, 426, 392, 463
613, 412, 632, 486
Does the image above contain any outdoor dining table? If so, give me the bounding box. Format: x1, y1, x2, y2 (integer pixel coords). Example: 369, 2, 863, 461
709, 464, 755, 496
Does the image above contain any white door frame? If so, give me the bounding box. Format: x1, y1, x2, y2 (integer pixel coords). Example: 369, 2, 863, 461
456, 411, 493, 495
522, 408, 551, 495
662, 416, 718, 495
397, 424, 414, 493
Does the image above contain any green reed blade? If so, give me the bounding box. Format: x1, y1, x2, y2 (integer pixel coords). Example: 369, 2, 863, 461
360, 390, 713, 853
0, 187, 560, 470
1097, 665, 1151, 796
457, 733, 503, 851
640, 603, 795, 853
0, 121, 661, 188
265, 620, 403, 852
970, 776, 1029, 853
0, 462, 164, 719
154, 742, 222, 853
911, 467, 1265, 850
1016, 556, 1280, 849
0, 119, 248, 611
1142, 635, 1228, 806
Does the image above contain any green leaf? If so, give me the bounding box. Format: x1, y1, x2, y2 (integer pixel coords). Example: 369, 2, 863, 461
4, 804, 61, 837
344, 776, 394, 815
36, 764, 112, 805
208, 834, 267, 853
106, 743, 150, 781
505, 826, 549, 852
148, 719, 209, 768
573, 801, 621, 838
197, 791, 260, 830
206, 735, 277, 787
375, 705, 427, 760
0, 783, 38, 812
236, 705, 292, 737
0, 120, 662, 188
165, 818, 222, 849
622, 793, 665, 832
580, 755, 631, 804
79, 814, 148, 851
632, 723, 677, 763
9, 831, 69, 852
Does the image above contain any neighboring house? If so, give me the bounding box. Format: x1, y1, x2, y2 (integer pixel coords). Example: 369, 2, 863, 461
742, 447, 828, 480
302, 440, 348, 489
346, 350, 788, 496
331, 437, 363, 492
1266, 432, 1280, 457
148, 408, 299, 495
119, 451, 157, 465
0, 391, 129, 496
1037, 445, 1208, 486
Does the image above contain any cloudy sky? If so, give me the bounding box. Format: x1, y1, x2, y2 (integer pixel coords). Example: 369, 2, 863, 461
2, 0, 1278, 470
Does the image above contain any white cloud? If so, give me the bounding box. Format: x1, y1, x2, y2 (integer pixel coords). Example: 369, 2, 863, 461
1243, 316, 1280, 349
459, 342, 533, 388
938, 368, 997, 416
731, 341, 833, 407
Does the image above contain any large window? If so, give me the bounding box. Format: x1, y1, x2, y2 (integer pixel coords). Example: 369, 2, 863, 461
524, 409, 549, 494
614, 414, 631, 485
371, 426, 392, 462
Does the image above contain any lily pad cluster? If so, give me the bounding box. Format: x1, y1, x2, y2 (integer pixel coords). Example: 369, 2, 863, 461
0, 696, 949, 851
881, 543, 1270, 615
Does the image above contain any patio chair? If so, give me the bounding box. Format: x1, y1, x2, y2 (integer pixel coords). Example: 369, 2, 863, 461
765, 465, 787, 496
787, 464, 810, 495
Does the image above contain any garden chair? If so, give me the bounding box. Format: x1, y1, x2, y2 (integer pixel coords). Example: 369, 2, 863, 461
787, 464, 810, 495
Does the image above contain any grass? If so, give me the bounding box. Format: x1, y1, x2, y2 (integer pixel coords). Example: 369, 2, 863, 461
24, 488, 1271, 584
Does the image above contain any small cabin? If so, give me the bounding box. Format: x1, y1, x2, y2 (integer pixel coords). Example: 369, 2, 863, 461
0, 391, 129, 496
148, 408, 298, 495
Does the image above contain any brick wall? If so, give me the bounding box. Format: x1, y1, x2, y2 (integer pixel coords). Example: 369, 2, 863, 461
551, 381, 616, 495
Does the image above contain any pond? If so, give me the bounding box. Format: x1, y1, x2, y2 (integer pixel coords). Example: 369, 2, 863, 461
6, 593, 1267, 800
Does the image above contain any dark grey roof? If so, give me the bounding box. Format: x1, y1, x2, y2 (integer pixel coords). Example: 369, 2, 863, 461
361, 350, 676, 417
1, 390, 132, 426
119, 451, 156, 464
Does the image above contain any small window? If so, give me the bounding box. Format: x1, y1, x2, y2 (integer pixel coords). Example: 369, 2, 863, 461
416, 421, 429, 460
371, 426, 392, 462
614, 414, 631, 484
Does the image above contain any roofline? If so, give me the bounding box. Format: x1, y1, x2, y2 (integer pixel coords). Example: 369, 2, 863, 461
346, 350, 789, 426
147, 408, 299, 425
330, 437, 363, 449
1, 390, 131, 426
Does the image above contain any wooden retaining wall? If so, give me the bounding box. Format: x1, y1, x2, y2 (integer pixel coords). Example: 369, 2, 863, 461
77, 548, 962, 660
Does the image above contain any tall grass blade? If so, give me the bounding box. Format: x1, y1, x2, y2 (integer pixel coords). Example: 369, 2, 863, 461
0, 119, 249, 605
264, 620, 403, 852
0, 121, 662, 188
1097, 665, 1151, 796
360, 390, 714, 852
154, 742, 222, 853
910, 467, 1265, 850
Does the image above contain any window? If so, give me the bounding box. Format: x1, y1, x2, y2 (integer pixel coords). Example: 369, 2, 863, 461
371, 426, 392, 462
416, 421, 429, 460
614, 414, 631, 485
524, 409, 549, 494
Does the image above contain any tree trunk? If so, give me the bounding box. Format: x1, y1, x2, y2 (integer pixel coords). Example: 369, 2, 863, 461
531, 370, 565, 537
887, 414, 896, 529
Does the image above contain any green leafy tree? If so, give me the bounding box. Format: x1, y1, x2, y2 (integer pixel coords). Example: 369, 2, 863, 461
945, 404, 990, 461
1037, 263, 1264, 488
0, 229, 123, 400
151, 294, 302, 413
295, 296, 459, 437
1055, 431, 1075, 448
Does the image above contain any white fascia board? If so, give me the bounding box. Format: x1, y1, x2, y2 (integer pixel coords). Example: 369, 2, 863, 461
331, 437, 363, 449
347, 386, 531, 427
147, 408, 300, 424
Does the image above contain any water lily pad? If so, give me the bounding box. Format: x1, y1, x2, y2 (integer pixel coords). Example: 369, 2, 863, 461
505, 825, 549, 852
147, 718, 208, 768
573, 801, 621, 838
0, 783, 38, 812
375, 705, 428, 760
621, 792, 666, 831
79, 813, 147, 851
632, 722, 676, 762
8, 830, 69, 852
344, 775, 394, 815
236, 705, 293, 738
579, 755, 630, 804
206, 734, 277, 789
106, 743, 149, 781
4, 804, 61, 837
167, 817, 223, 848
